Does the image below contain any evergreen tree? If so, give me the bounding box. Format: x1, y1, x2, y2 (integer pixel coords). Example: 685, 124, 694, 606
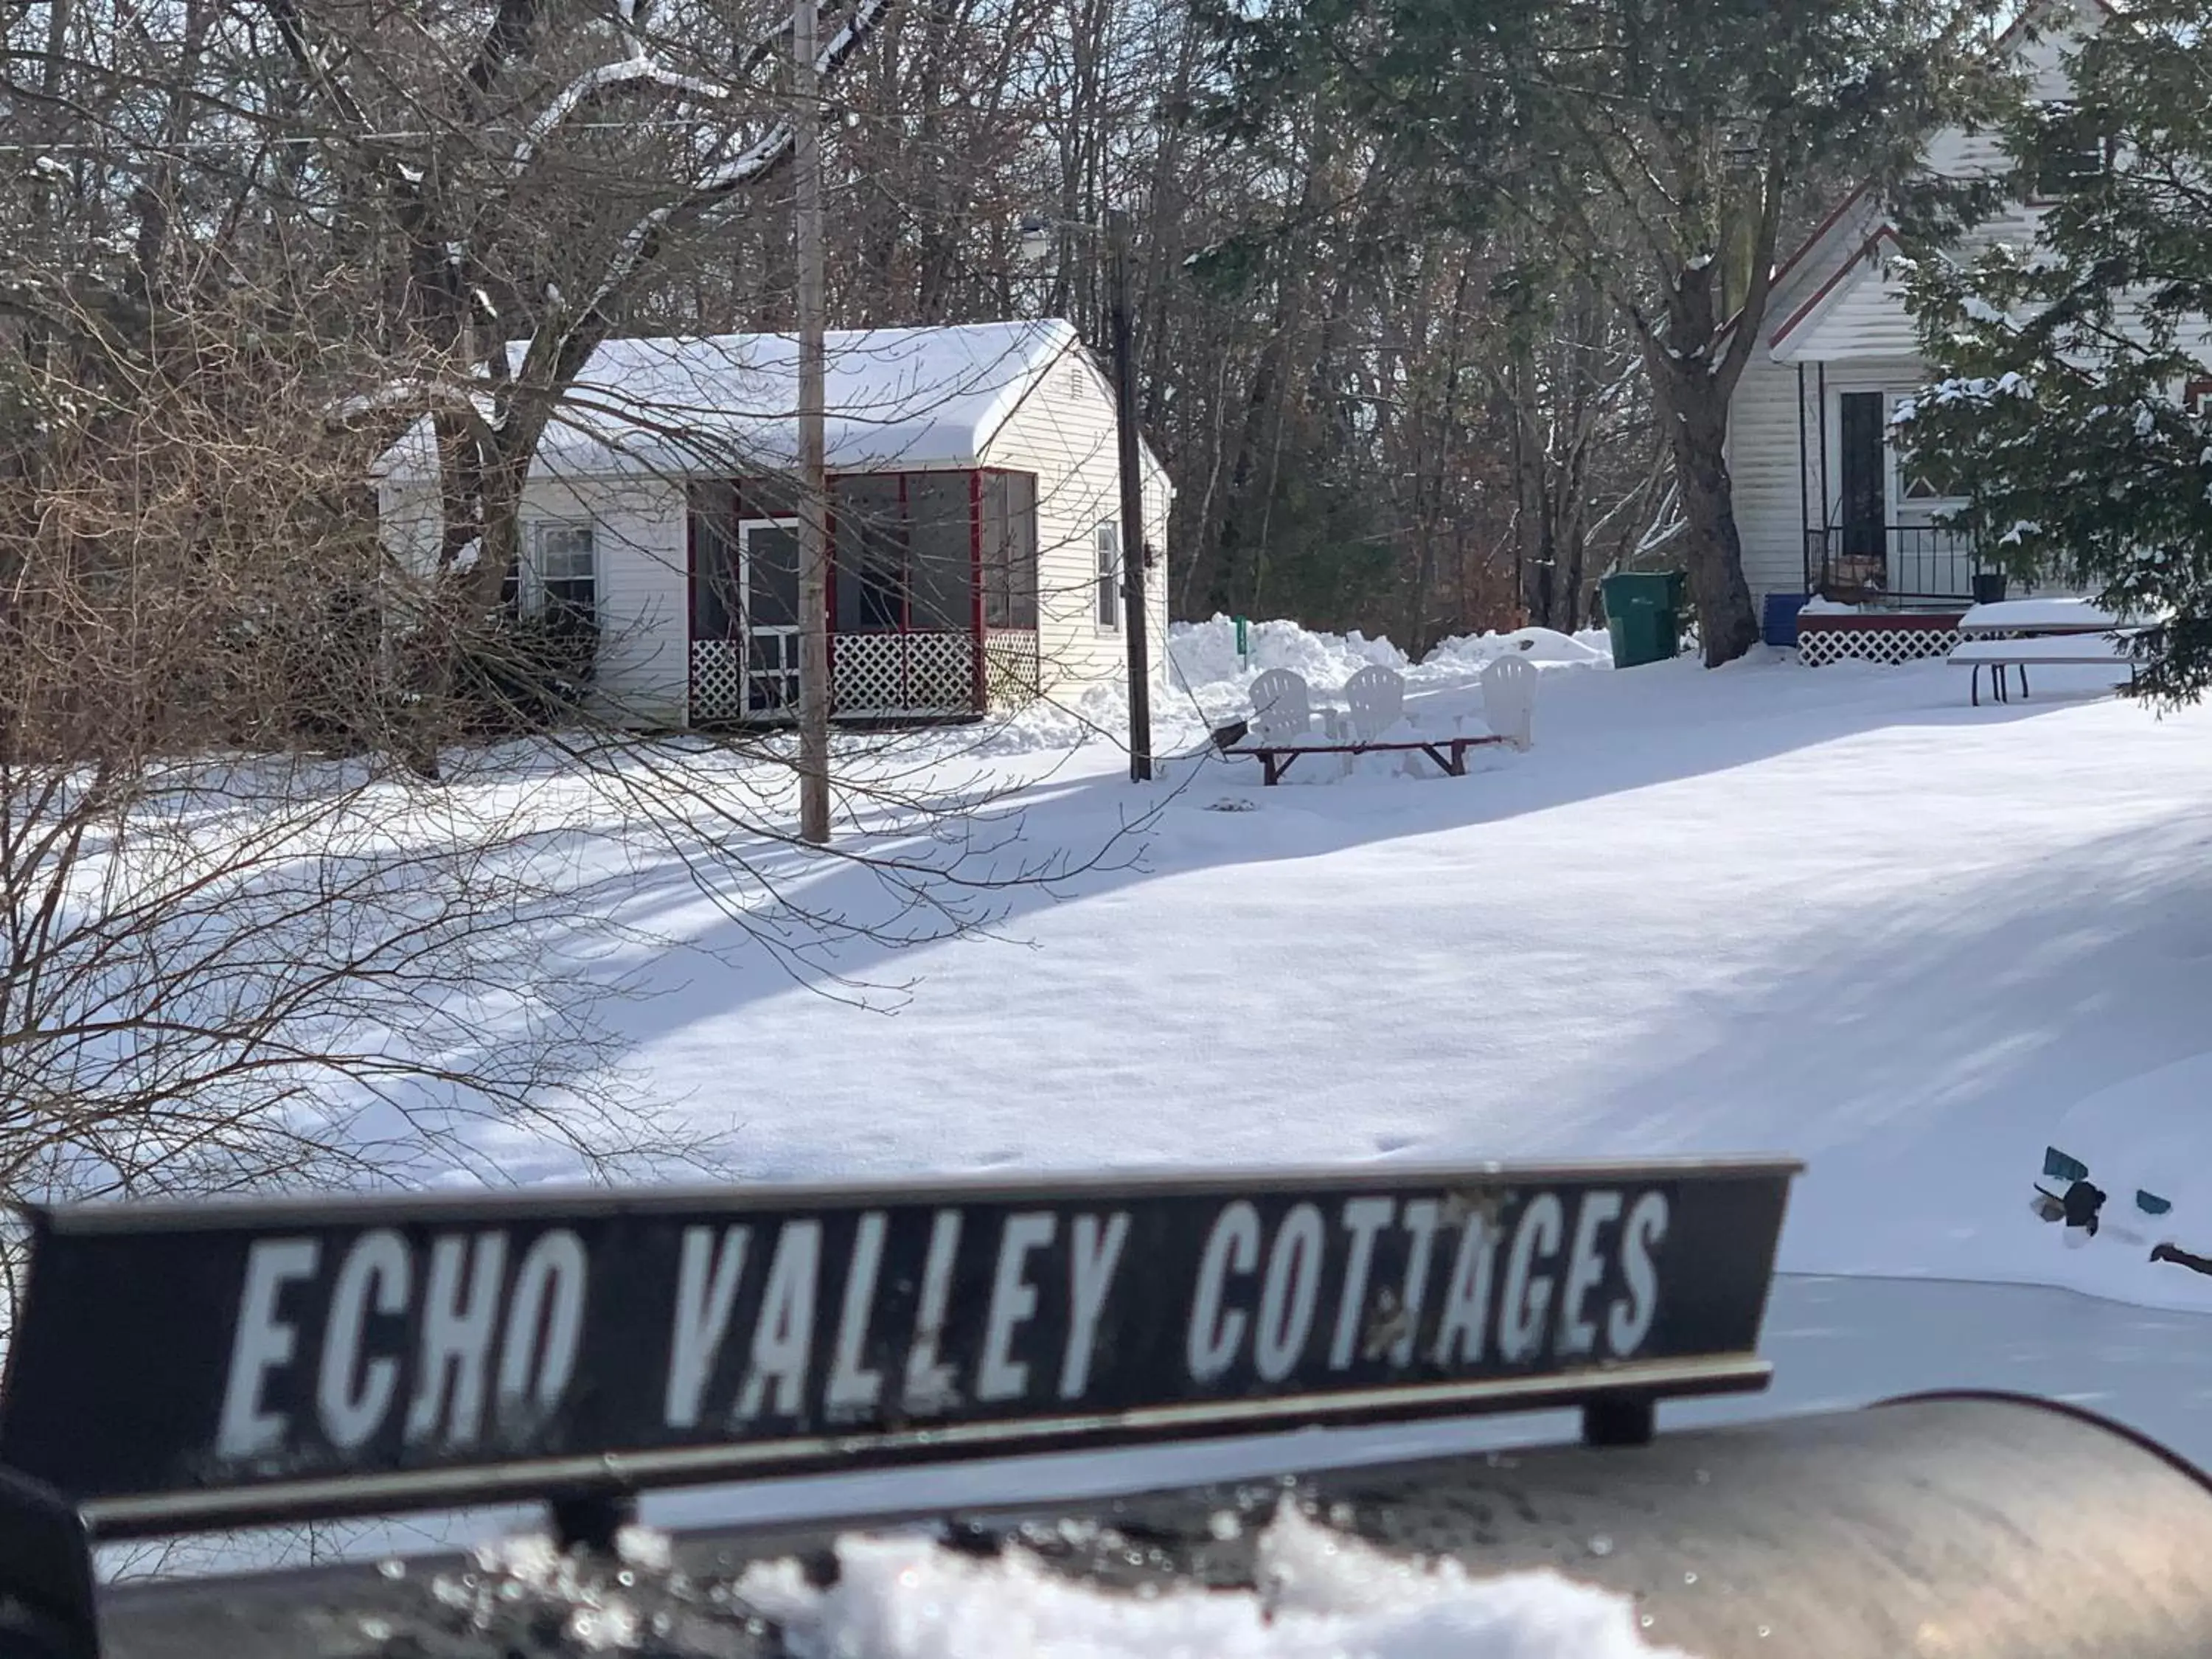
1899, 0, 2212, 702
1196, 0, 1997, 664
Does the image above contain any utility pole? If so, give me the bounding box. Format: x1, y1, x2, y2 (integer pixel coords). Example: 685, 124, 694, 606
1106, 207, 1152, 784
794, 0, 831, 844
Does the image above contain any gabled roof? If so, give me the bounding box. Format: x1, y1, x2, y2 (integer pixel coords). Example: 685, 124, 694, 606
375, 319, 1093, 481
1767, 226, 1911, 361
1720, 0, 2117, 355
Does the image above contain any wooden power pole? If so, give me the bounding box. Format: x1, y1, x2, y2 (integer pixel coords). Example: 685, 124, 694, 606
1107, 208, 1153, 783
794, 0, 831, 844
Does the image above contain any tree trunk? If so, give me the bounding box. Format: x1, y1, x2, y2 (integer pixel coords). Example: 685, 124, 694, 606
1658, 374, 1760, 667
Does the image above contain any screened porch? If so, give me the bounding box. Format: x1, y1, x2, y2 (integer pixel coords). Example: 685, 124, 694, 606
686, 470, 1040, 723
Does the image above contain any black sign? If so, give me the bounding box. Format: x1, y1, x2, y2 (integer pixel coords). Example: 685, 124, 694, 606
0, 1159, 1795, 1537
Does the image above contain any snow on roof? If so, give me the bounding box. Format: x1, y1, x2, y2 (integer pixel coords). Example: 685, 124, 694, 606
374, 319, 1084, 481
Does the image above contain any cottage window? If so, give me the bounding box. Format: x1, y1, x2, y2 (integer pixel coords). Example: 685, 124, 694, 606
526, 521, 597, 626
2030, 103, 2113, 198
1892, 397, 1964, 504
1095, 521, 1121, 630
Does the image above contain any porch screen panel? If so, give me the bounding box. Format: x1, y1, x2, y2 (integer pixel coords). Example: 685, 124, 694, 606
688, 481, 739, 638
981, 472, 1040, 630
907, 472, 975, 632
833, 476, 908, 632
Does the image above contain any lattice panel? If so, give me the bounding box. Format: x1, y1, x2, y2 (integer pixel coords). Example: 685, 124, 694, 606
1798, 624, 1962, 668
984, 630, 1042, 708
832, 631, 978, 717
905, 632, 977, 713
689, 639, 746, 723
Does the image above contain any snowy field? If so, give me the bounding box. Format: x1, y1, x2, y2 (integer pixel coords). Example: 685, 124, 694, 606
105, 619, 2212, 1650
465, 613, 2212, 1317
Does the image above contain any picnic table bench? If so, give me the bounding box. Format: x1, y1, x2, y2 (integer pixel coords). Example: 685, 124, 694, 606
1952, 633, 2146, 706
1223, 733, 1510, 786
1948, 598, 2160, 706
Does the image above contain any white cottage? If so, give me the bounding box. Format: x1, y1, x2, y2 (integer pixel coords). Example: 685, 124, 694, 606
374, 320, 1172, 726
1724, 0, 2112, 665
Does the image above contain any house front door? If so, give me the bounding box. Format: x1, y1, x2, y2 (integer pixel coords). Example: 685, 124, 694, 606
739, 518, 801, 714
1837, 392, 1887, 568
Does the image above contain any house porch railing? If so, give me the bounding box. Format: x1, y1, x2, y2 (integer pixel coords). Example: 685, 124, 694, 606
1802, 526, 1989, 608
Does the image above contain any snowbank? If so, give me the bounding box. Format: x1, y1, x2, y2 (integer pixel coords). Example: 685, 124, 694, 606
737, 1506, 1683, 1659
1169, 616, 1411, 692
1166, 616, 1612, 695
1422, 627, 1612, 671
2029, 1055, 2212, 1307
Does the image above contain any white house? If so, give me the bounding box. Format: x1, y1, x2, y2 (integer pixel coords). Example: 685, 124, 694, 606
373, 320, 1172, 726
1725, 0, 2112, 665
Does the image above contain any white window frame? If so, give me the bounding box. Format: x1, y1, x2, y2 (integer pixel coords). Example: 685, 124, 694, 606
1888, 394, 1965, 511
1094, 521, 1121, 630
525, 520, 597, 616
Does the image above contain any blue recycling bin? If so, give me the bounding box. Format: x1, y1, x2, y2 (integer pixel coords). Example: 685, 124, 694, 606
1764, 593, 1809, 647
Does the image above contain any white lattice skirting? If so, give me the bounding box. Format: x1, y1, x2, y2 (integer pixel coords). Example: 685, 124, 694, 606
690, 631, 1028, 723
984, 630, 1042, 707
832, 631, 977, 717
689, 639, 747, 722
1798, 624, 1963, 668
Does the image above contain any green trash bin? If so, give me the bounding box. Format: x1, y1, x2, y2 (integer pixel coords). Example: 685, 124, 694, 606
1600, 570, 1688, 668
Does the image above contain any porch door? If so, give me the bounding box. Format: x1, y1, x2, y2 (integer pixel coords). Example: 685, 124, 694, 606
1837, 391, 1887, 566
739, 518, 801, 714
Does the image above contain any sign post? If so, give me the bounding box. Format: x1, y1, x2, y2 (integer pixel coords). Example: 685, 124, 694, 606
1, 1158, 1795, 1542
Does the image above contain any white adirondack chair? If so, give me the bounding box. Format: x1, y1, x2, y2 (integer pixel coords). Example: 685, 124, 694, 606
1342, 664, 1405, 740
1481, 655, 1538, 751
1341, 664, 1410, 775
1247, 668, 1313, 745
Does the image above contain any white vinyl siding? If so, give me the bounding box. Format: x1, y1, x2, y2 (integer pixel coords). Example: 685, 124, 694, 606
521, 473, 689, 727
976, 349, 1170, 701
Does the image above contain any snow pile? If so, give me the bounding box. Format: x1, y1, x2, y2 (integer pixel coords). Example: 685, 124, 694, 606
1167, 616, 1611, 698
738, 1506, 1682, 1659
1169, 616, 1410, 693
2031, 1056, 2212, 1305
1422, 627, 1611, 671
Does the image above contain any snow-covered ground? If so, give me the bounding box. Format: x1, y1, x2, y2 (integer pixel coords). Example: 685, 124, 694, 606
103, 623, 2212, 1649
476, 613, 2212, 1318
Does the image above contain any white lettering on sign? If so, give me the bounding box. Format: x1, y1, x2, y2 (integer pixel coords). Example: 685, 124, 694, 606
1433, 1214, 1497, 1366
495, 1230, 587, 1430
1254, 1203, 1324, 1382
737, 1221, 821, 1421
1557, 1192, 1623, 1358
1393, 1199, 1442, 1366
978, 1213, 1055, 1402
215, 1237, 320, 1458
902, 1209, 964, 1413
196, 1180, 1693, 1477
1060, 1211, 1129, 1400
1188, 1202, 1259, 1382
666, 1225, 749, 1430
1499, 1194, 1563, 1362
826, 1211, 888, 1416
1330, 1197, 1396, 1370
1609, 1192, 1669, 1355
317, 1230, 408, 1450
1495, 1194, 1566, 1363
406, 1232, 508, 1448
